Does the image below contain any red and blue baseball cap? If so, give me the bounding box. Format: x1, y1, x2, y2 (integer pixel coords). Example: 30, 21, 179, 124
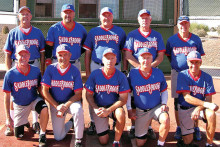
138, 9, 151, 17
187, 51, 202, 61
56, 44, 71, 53
61, 4, 75, 12
178, 16, 190, 24
100, 7, 113, 16
138, 48, 152, 56
18, 6, 31, 13
16, 44, 30, 54
103, 48, 116, 56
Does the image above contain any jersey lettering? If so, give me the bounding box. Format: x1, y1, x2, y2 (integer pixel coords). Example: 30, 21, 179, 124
95, 84, 119, 94
189, 85, 205, 95
58, 36, 81, 46
135, 82, 160, 96
14, 79, 38, 92
173, 46, 197, 56
51, 80, 74, 90
14, 39, 39, 48
134, 41, 157, 52
95, 35, 119, 45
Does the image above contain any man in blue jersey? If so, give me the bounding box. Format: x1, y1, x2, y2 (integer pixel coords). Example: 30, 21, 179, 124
84, 48, 130, 147
176, 51, 218, 147
45, 4, 87, 71
124, 9, 166, 139
3, 44, 49, 147
3, 6, 45, 136
166, 16, 205, 141
83, 7, 127, 135
126, 48, 170, 147
41, 44, 84, 147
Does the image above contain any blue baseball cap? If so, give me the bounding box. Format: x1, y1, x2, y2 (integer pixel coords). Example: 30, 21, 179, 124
16, 44, 30, 54
178, 16, 190, 24
103, 48, 116, 56
18, 6, 31, 13
61, 4, 75, 12
187, 51, 202, 61
138, 48, 152, 56
138, 9, 151, 17
56, 44, 71, 53
100, 7, 113, 16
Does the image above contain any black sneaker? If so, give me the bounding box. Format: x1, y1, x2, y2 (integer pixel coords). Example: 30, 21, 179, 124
86, 121, 96, 135
33, 122, 40, 134
24, 122, 30, 129
147, 128, 156, 140
75, 141, 82, 147
128, 128, 135, 139
39, 134, 47, 147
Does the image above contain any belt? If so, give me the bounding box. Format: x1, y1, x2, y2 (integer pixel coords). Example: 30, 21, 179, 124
94, 61, 119, 66
69, 59, 80, 64
139, 108, 152, 112
180, 106, 194, 110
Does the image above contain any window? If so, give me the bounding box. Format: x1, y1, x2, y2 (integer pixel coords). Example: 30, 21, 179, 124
35, 0, 52, 17
0, 0, 14, 12
78, 0, 119, 19
54, 0, 75, 18
123, 0, 163, 21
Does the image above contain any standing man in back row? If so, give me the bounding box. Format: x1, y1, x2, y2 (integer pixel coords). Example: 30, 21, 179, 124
83, 7, 127, 135
123, 9, 166, 139
45, 4, 87, 71
166, 16, 205, 141
3, 6, 45, 136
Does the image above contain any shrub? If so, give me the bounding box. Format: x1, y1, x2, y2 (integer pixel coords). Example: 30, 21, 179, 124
189, 23, 209, 33
191, 28, 207, 37
2, 26, 9, 34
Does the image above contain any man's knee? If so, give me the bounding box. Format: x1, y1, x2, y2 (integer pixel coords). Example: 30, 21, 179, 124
136, 138, 147, 147
205, 109, 216, 121
35, 100, 48, 114
98, 133, 109, 145
182, 134, 194, 145
115, 107, 125, 120
159, 113, 170, 126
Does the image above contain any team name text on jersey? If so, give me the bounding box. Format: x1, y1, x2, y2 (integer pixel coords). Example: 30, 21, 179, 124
135, 82, 160, 96
59, 36, 81, 46
51, 80, 74, 90
95, 84, 119, 94
14, 79, 38, 92
95, 35, 119, 45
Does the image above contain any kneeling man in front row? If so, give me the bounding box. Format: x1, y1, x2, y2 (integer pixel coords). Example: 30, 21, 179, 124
176, 51, 218, 147
126, 48, 170, 147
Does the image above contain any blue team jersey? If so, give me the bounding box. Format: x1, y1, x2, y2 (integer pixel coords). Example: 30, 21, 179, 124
3, 65, 41, 106
84, 68, 130, 107
46, 21, 87, 60
128, 68, 167, 110
176, 69, 216, 107
123, 28, 165, 61
4, 26, 45, 60
83, 25, 126, 63
41, 63, 83, 103
166, 33, 205, 72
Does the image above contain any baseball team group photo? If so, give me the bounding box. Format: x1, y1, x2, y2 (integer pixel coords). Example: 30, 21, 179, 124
0, 2, 220, 147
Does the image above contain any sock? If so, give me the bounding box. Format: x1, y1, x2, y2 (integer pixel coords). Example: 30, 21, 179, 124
76, 139, 82, 143
32, 111, 38, 123
10, 110, 14, 121
148, 126, 152, 129
206, 143, 212, 146
158, 140, 165, 146
40, 129, 45, 135
131, 126, 135, 129
113, 141, 119, 144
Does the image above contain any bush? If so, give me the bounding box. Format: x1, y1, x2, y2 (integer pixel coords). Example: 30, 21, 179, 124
2, 26, 9, 34
191, 28, 207, 37
189, 23, 209, 33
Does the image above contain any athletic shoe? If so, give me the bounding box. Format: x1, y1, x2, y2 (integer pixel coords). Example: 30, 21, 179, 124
205, 144, 213, 147
174, 126, 182, 140
113, 142, 120, 147
194, 127, 202, 141
128, 128, 135, 139
147, 128, 156, 140
39, 134, 47, 147
75, 141, 82, 147
5, 127, 13, 136
86, 121, 96, 135
33, 122, 40, 134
